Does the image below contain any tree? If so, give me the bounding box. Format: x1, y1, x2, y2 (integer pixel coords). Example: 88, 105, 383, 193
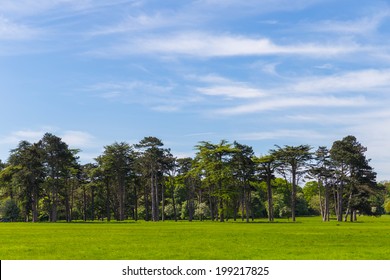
330, 135, 377, 222
177, 157, 198, 221
8, 141, 45, 222
39, 133, 79, 222
135, 137, 169, 222
231, 142, 255, 222
193, 140, 237, 222
253, 154, 277, 222
97, 142, 134, 221
271, 145, 312, 222
309, 146, 333, 221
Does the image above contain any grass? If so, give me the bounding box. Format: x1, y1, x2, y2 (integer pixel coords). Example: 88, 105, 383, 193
0, 216, 389, 260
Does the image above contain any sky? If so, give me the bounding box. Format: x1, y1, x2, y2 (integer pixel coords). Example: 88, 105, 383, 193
1, 0, 390, 181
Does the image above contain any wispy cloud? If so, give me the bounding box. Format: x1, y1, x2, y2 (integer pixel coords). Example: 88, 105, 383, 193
192, 68, 389, 115
237, 129, 326, 141
87, 81, 200, 112
308, 10, 390, 35
90, 13, 173, 36
0, 16, 41, 40
216, 96, 367, 115
104, 32, 358, 58
289, 69, 390, 94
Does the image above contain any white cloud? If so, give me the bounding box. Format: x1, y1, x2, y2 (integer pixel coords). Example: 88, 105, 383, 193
197, 85, 267, 99
216, 96, 367, 115
110, 32, 358, 58
0, 129, 96, 149
290, 69, 390, 94
61, 131, 96, 148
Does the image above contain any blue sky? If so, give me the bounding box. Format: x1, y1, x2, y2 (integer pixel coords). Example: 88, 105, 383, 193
1, 0, 390, 180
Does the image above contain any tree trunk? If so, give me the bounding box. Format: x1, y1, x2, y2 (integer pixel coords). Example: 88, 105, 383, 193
323, 182, 330, 221
344, 190, 353, 222
291, 168, 297, 222
266, 177, 274, 222
171, 181, 177, 222
245, 188, 250, 223
133, 184, 138, 221
241, 186, 245, 221
83, 185, 87, 222
31, 190, 38, 223
106, 180, 111, 221
91, 186, 95, 221
161, 182, 165, 222
337, 181, 343, 222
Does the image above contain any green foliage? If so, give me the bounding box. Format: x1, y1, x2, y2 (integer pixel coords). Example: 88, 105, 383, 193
0, 199, 21, 221
384, 200, 390, 214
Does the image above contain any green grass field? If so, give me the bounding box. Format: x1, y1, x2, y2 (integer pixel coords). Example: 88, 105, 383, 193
1, 216, 389, 260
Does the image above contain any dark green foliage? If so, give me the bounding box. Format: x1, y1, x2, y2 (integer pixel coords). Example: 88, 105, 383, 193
0, 199, 20, 221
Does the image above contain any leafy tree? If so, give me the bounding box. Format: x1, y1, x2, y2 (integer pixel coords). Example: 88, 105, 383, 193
8, 141, 45, 222
177, 157, 198, 221
97, 142, 134, 221
253, 154, 277, 222
38, 133, 79, 222
271, 145, 312, 222
135, 137, 170, 221
231, 142, 255, 222
330, 136, 377, 221
193, 140, 237, 222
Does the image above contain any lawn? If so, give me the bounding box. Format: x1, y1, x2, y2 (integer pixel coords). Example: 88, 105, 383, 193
0, 216, 389, 260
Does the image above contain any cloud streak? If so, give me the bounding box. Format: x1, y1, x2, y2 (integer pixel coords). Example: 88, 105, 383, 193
125, 32, 359, 58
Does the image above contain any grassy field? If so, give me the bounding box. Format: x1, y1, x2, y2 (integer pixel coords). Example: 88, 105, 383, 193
0, 216, 389, 260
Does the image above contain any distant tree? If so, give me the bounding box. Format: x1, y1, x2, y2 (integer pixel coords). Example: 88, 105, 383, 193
97, 142, 134, 221
271, 145, 312, 222
309, 146, 333, 221
38, 133, 79, 222
330, 135, 377, 222
231, 142, 255, 222
177, 157, 198, 221
8, 141, 45, 222
253, 154, 277, 222
135, 137, 170, 222
194, 140, 237, 222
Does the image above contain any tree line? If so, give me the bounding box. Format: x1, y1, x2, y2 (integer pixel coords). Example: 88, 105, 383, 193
0, 133, 388, 222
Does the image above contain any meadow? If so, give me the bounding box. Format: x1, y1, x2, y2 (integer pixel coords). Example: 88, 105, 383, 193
0, 216, 389, 260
